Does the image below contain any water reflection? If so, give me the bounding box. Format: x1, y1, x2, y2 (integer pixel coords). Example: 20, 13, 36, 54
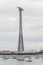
0, 55, 43, 62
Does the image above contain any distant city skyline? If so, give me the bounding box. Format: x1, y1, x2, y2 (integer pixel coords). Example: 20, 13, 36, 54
0, 0, 43, 51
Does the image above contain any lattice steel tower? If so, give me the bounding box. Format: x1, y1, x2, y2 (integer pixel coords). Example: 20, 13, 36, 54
17, 7, 24, 52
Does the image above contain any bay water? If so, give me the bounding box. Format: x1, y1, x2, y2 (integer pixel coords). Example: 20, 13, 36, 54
0, 56, 43, 65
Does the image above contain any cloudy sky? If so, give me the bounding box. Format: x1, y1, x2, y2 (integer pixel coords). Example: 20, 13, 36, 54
0, 0, 43, 51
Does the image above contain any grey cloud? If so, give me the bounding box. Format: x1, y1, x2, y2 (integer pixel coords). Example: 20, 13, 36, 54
0, 24, 18, 32
32, 0, 43, 1
0, 8, 17, 16
0, 35, 18, 41
24, 8, 43, 17
0, 16, 19, 32
24, 37, 43, 42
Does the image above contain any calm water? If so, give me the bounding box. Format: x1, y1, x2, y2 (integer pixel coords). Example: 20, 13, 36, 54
0, 58, 43, 65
